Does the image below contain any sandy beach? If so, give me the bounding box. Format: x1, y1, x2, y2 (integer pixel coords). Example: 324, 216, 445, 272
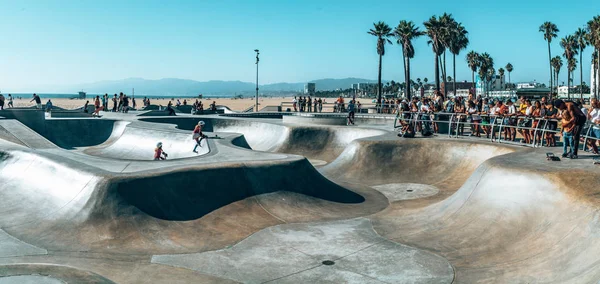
7, 96, 361, 111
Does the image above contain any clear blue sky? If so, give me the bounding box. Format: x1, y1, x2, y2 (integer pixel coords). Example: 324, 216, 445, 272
0, 0, 598, 91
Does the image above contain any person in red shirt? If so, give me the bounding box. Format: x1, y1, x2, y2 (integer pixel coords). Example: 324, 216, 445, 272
193, 121, 208, 153
154, 142, 168, 160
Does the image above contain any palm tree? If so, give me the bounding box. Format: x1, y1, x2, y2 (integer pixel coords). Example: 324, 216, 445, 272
423, 77, 428, 84
587, 16, 600, 99
486, 67, 496, 95
551, 56, 563, 94
424, 16, 445, 92
561, 35, 579, 99
498, 68, 505, 89
368, 21, 393, 111
477, 53, 493, 96
449, 22, 469, 96
575, 28, 587, 100
540, 22, 559, 95
466, 51, 480, 94
568, 57, 578, 99
439, 13, 455, 95
505, 63, 514, 87
394, 20, 424, 100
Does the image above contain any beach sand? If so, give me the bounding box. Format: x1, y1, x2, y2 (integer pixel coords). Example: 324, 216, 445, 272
7, 96, 359, 111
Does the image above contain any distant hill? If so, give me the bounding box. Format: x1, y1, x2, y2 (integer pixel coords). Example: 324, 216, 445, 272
44, 77, 379, 96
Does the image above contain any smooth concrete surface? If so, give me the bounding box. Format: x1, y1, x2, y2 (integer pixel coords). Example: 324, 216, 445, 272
152, 218, 454, 283
0, 275, 64, 284
372, 183, 440, 201
0, 110, 599, 283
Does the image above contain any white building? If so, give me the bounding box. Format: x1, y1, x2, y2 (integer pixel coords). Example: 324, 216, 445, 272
358, 83, 376, 90
304, 83, 316, 94
351, 83, 359, 90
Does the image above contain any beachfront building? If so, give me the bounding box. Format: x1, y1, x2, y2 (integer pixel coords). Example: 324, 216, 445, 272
557, 86, 578, 98
440, 81, 474, 97
357, 83, 377, 91
304, 83, 316, 95
351, 83, 359, 90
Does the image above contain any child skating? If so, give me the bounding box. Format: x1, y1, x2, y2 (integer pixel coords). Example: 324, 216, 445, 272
193, 121, 208, 153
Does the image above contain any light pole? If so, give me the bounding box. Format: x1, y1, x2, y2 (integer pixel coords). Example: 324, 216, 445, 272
255, 49, 260, 112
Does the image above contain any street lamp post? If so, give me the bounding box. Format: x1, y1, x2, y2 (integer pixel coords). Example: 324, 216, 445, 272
254, 49, 260, 112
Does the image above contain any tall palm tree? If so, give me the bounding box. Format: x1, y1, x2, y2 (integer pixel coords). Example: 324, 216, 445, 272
587, 16, 600, 99
449, 22, 469, 96
551, 56, 563, 93
368, 21, 393, 110
424, 16, 445, 92
477, 53, 493, 96
439, 13, 455, 95
498, 68, 505, 89
575, 28, 587, 100
561, 35, 579, 99
540, 22, 559, 95
486, 67, 496, 95
466, 51, 480, 95
394, 20, 424, 100
423, 77, 428, 84
505, 63, 514, 88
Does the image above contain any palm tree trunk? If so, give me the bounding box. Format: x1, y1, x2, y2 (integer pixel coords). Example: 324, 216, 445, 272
452, 54, 456, 96
407, 58, 412, 100
596, 49, 599, 99
443, 50, 447, 95
378, 54, 382, 113
547, 41, 553, 95
401, 48, 408, 100
508, 72, 511, 87
567, 70, 570, 100
579, 49, 583, 100
435, 54, 440, 92
471, 70, 475, 97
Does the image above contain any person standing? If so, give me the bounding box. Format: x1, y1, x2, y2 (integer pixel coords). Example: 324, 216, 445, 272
347, 100, 356, 125
112, 94, 118, 112
7, 94, 14, 108
292, 97, 297, 112
122, 95, 129, 113
554, 99, 587, 158
30, 93, 42, 109
93, 95, 103, 117
0, 94, 5, 110
132, 96, 137, 109
307, 96, 312, 112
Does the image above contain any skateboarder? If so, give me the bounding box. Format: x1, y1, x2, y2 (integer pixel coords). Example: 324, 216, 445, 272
154, 142, 168, 160
193, 121, 208, 153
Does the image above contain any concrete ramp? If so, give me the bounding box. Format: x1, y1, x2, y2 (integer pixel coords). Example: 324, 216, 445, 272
82, 123, 210, 160
0, 120, 58, 149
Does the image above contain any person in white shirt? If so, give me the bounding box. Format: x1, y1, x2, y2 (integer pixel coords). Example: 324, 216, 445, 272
586, 98, 600, 154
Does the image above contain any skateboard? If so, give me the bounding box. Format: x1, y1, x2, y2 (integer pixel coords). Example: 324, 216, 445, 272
546, 153, 560, 161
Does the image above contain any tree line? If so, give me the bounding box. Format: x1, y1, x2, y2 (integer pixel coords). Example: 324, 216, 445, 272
541, 16, 600, 100
369, 14, 600, 106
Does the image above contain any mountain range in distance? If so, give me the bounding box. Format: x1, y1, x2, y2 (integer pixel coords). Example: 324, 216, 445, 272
47, 77, 380, 96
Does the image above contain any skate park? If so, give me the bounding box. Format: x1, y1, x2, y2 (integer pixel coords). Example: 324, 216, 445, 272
0, 107, 599, 284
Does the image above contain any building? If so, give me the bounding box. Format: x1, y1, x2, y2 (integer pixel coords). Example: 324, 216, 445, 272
304, 83, 316, 95
357, 83, 377, 91
350, 83, 359, 90
440, 81, 474, 97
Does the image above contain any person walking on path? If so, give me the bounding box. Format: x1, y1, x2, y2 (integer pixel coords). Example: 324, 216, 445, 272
30, 93, 42, 109
555, 99, 587, 158
7, 94, 13, 108
192, 121, 208, 153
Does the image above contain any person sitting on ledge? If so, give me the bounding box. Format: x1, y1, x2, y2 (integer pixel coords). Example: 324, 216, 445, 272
83, 100, 90, 113
154, 142, 168, 160
45, 99, 53, 112
166, 101, 176, 116
210, 101, 217, 111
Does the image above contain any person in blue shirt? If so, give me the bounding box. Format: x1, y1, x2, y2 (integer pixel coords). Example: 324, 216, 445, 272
347, 100, 356, 125
45, 99, 53, 112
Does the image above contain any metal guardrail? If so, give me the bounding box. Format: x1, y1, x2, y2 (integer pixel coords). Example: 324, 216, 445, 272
393, 111, 599, 151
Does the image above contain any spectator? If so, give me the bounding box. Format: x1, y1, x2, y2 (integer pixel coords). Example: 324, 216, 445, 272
7, 94, 14, 108
45, 99, 53, 112
554, 99, 587, 159
587, 99, 600, 154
